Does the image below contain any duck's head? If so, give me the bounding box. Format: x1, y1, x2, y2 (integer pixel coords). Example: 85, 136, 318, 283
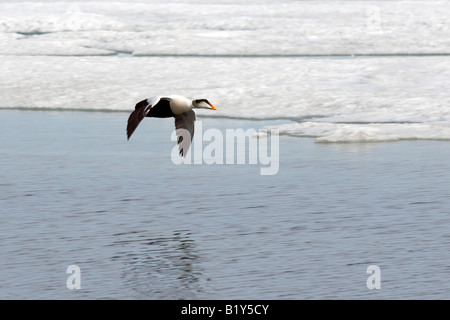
192, 99, 217, 110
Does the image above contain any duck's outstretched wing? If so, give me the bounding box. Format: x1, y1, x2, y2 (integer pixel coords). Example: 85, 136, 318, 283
174, 109, 196, 157
126, 96, 161, 140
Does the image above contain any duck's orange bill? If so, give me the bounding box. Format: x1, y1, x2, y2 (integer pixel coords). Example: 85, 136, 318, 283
209, 103, 217, 110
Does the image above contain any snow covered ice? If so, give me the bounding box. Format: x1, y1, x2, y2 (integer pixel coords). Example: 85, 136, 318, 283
1, 0, 449, 142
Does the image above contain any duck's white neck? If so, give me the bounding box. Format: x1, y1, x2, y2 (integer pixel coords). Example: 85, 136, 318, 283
168, 95, 193, 115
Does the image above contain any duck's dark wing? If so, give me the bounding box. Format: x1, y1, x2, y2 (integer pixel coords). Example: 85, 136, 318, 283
126, 96, 162, 140
174, 110, 196, 157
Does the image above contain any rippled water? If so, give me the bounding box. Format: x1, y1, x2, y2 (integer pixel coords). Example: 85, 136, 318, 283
1, 110, 449, 299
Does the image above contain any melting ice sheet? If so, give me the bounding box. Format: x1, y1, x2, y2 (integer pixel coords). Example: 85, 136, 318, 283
0, 0, 449, 143
1, 0, 450, 56
264, 122, 450, 143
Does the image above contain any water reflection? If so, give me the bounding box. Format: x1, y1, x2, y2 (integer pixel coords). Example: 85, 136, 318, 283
110, 229, 201, 299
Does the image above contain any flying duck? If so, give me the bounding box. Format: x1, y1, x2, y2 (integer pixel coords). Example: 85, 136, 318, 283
126, 95, 217, 156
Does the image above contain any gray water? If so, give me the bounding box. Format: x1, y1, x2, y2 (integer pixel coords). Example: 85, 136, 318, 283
1, 109, 449, 299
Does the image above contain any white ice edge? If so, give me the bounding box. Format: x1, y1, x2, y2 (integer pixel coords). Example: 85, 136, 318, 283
262, 122, 450, 143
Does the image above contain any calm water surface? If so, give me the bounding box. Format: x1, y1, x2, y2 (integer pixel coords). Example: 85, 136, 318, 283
0, 110, 449, 299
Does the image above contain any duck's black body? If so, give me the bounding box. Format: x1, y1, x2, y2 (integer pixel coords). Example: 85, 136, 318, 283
134, 98, 175, 118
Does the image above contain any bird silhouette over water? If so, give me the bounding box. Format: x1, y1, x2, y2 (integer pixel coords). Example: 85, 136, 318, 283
127, 95, 217, 156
